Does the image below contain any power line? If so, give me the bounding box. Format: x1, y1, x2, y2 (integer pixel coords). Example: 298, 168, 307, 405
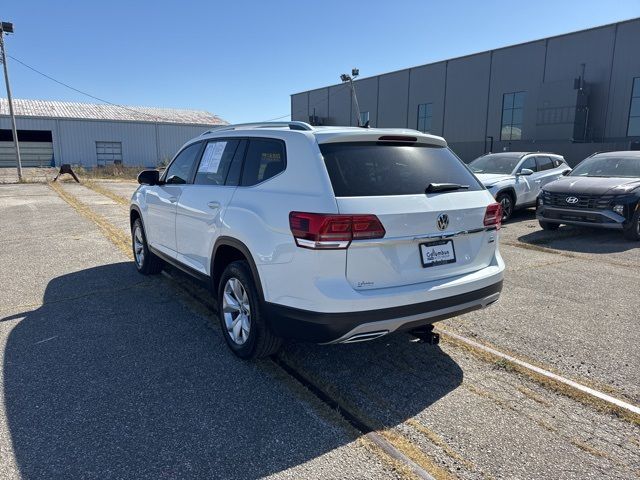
11, 53, 352, 126
261, 112, 293, 122
261, 82, 351, 123
7, 54, 194, 123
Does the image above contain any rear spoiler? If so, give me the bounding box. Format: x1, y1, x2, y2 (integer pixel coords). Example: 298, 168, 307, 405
315, 130, 447, 147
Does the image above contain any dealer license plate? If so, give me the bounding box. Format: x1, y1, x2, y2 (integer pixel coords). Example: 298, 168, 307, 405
419, 240, 456, 268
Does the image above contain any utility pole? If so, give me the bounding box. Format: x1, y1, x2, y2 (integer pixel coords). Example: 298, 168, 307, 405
340, 68, 362, 127
0, 21, 22, 180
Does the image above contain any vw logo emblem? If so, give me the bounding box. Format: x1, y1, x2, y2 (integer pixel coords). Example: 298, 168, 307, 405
436, 213, 449, 231
565, 196, 579, 204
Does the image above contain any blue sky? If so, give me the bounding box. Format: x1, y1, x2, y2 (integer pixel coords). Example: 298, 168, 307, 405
2, 1, 640, 123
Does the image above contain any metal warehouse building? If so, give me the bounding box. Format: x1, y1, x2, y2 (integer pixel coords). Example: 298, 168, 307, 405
291, 18, 640, 165
0, 99, 227, 168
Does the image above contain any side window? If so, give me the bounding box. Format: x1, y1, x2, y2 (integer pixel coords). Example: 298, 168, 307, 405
552, 158, 564, 168
241, 139, 286, 186
536, 156, 555, 171
194, 140, 240, 185
225, 140, 247, 186
165, 142, 202, 184
519, 157, 537, 172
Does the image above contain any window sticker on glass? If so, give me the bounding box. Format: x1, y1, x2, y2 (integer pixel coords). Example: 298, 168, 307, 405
199, 141, 227, 174
262, 152, 281, 162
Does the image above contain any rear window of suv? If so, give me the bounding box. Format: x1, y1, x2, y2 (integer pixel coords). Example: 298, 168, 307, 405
320, 142, 482, 197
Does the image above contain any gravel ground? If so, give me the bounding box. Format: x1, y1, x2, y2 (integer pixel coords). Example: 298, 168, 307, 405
0, 167, 56, 184
0, 184, 406, 480
89, 179, 140, 201
442, 209, 640, 404
281, 336, 640, 480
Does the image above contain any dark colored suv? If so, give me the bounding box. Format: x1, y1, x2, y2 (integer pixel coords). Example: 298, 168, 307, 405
537, 151, 640, 240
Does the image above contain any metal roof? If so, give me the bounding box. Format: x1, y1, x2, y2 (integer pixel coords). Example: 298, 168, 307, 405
0, 98, 228, 126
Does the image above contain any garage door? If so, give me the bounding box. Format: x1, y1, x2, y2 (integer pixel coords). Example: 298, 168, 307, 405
0, 130, 54, 168
96, 141, 123, 166
0, 142, 54, 168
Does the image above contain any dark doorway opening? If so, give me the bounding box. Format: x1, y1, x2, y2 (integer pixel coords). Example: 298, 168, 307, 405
0, 130, 53, 142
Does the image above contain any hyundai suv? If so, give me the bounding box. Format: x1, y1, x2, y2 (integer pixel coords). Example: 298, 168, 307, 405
469, 152, 570, 221
130, 122, 505, 359
537, 151, 640, 240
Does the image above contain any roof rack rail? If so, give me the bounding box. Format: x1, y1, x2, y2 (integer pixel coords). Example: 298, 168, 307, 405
201, 121, 314, 135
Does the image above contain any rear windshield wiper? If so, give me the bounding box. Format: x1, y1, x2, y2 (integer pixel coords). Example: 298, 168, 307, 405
425, 183, 470, 194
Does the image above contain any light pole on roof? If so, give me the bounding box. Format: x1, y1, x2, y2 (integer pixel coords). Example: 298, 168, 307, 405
340, 68, 364, 127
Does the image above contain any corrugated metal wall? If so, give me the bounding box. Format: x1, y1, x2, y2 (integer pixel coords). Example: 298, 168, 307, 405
0, 116, 211, 167
291, 18, 640, 165
0, 142, 53, 167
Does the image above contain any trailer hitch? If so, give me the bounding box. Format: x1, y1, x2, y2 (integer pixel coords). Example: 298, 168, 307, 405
410, 324, 440, 345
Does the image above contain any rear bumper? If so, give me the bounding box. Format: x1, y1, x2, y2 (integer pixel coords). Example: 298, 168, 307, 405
537, 206, 625, 230
265, 280, 503, 344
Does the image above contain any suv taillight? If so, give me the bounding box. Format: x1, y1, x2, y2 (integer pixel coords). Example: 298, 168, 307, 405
484, 203, 503, 230
289, 212, 386, 249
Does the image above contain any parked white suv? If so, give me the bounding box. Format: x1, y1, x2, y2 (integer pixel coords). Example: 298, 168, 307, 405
130, 122, 505, 359
469, 152, 571, 221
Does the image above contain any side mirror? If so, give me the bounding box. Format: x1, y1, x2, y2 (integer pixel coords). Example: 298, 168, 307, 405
137, 169, 160, 185
561, 169, 571, 176
518, 168, 534, 176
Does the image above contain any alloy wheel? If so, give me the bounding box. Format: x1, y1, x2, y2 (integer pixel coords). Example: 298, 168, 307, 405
222, 277, 251, 345
133, 226, 145, 267
500, 196, 513, 220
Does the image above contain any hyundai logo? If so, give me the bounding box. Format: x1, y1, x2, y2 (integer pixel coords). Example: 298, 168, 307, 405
436, 213, 449, 231
565, 196, 579, 204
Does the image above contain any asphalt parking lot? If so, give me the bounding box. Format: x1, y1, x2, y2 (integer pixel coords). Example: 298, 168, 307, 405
1, 181, 639, 479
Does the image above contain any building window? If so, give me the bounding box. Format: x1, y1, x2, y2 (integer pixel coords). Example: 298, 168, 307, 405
501, 92, 525, 141
417, 103, 433, 133
96, 141, 123, 166
628, 77, 640, 137
359, 111, 370, 126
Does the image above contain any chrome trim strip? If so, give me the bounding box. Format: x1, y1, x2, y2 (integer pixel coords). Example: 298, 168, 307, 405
540, 206, 624, 222
324, 292, 501, 345
349, 227, 492, 248
342, 331, 389, 343
536, 215, 624, 230
296, 238, 350, 249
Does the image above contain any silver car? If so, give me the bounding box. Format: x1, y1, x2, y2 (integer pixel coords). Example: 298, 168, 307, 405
469, 152, 571, 221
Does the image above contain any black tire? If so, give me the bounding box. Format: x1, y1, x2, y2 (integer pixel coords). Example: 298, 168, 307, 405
496, 192, 514, 222
539, 220, 560, 231
622, 209, 640, 241
217, 260, 282, 359
131, 218, 163, 274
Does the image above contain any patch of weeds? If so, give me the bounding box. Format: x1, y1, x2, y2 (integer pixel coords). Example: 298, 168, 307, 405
494, 358, 516, 372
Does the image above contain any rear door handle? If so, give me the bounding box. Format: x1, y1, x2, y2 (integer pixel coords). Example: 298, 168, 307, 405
207, 201, 221, 209
168, 196, 178, 203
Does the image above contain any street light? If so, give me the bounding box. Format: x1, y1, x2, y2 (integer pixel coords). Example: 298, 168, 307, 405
340, 68, 364, 127
0, 21, 22, 180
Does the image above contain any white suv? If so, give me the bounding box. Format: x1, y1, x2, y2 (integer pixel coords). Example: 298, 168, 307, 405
130, 122, 505, 359
469, 152, 571, 221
